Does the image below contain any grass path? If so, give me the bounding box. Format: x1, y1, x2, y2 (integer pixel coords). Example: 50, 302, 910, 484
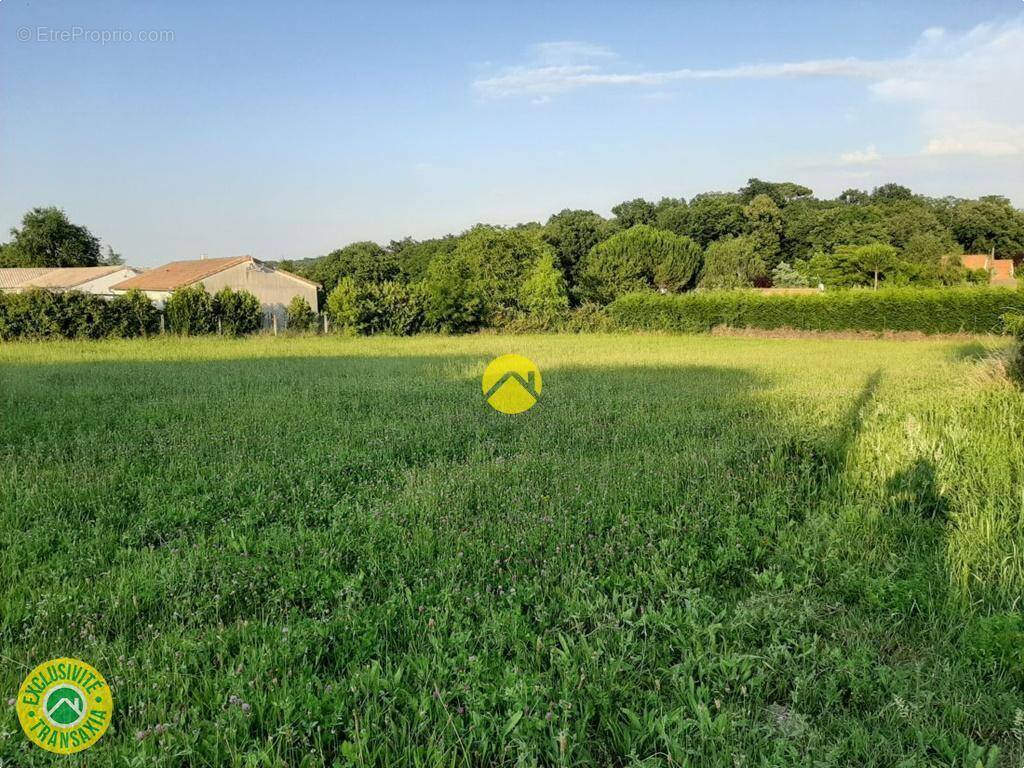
1, 334, 1022, 766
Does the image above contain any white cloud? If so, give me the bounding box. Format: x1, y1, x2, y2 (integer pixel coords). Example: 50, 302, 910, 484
529, 41, 616, 65
474, 58, 889, 98
924, 136, 1019, 157
839, 145, 881, 164
475, 18, 1024, 159
870, 20, 1024, 158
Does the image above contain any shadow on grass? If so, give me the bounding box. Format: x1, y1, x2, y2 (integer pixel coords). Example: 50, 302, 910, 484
948, 341, 995, 362
884, 458, 947, 520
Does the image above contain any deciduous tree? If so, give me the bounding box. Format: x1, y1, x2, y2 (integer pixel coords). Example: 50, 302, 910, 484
542, 209, 606, 285
1, 207, 101, 267
744, 194, 784, 270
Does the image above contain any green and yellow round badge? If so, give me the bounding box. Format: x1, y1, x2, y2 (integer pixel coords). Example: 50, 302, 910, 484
482, 354, 542, 414
16, 658, 112, 754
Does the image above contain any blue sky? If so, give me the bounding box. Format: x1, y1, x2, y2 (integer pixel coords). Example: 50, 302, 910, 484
2, 0, 1023, 265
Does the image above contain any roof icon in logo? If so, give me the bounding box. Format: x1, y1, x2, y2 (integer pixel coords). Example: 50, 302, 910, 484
482, 354, 542, 414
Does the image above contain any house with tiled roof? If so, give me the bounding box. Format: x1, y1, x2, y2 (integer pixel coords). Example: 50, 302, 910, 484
0, 266, 142, 296
0, 268, 55, 292
111, 256, 319, 322
961, 254, 1016, 286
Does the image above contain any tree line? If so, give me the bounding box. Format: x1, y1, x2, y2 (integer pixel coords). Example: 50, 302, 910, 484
279, 179, 1023, 333
3, 179, 1023, 336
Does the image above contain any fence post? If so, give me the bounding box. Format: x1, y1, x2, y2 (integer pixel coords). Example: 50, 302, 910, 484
160, 313, 165, 334
272, 314, 278, 336
323, 314, 328, 334
218, 318, 222, 336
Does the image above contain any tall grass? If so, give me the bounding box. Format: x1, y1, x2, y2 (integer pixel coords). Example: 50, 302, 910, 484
1, 334, 1021, 766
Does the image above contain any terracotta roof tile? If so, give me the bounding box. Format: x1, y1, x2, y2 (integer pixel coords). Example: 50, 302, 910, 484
991, 259, 1015, 281
961, 254, 990, 270
20, 266, 127, 289
111, 257, 252, 291
0, 268, 55, 290
961, 254, 1016, 283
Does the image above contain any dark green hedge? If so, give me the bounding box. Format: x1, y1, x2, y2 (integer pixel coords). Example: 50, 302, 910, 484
0, 288, 160, 341
608, 288, 1024, 335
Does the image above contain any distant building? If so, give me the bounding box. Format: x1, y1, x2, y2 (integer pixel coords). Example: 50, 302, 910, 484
0, 266, 142, 297
961, 254, 1016, 286
0, 268, 55, 293
111, 256, 319, 323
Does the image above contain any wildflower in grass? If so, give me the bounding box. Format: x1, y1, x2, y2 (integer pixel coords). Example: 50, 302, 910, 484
241, 703, 251, 713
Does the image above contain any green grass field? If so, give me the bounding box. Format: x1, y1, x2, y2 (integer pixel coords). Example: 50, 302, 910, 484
2, 333, 1023, 767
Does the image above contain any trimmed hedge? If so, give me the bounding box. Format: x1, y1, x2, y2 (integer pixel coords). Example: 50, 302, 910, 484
165, 285, 263, 336
608, 287, 1024, 335
0, 288, 160, 341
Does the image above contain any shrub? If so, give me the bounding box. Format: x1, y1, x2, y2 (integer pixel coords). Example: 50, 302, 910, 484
608, 287, 1024, 335
699, 236, 765, 289
577, 225, 702, 303
105, 290, 160, 338
423, 249, 487, 332
0, 289, 61, 339
564, 302, 612, 333
165, 285, 216, 335
520, 252, 569, 325
55, 291, 109, 339
0, 294, 11, 340
0, 289, 161, 340
286, 296, 316, 332
325, 278, 423, 335
213, 288, 262, 336
0, 289, 108, 339
423, 226, 543, 331
325, 277, 360, 331
360, 281, 424, 335
1005, 312, 1024, 385
1004, 312, 1024, 340
0, 288, 159, 339
771, 262, 808, 288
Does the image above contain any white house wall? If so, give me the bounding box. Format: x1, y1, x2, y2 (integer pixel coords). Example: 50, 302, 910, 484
75, 268, 143, 297
193, 261, 319, 323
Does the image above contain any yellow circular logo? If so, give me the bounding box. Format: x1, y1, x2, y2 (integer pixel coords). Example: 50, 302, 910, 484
482, 354, 542, 414
16, 658, 112, 754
